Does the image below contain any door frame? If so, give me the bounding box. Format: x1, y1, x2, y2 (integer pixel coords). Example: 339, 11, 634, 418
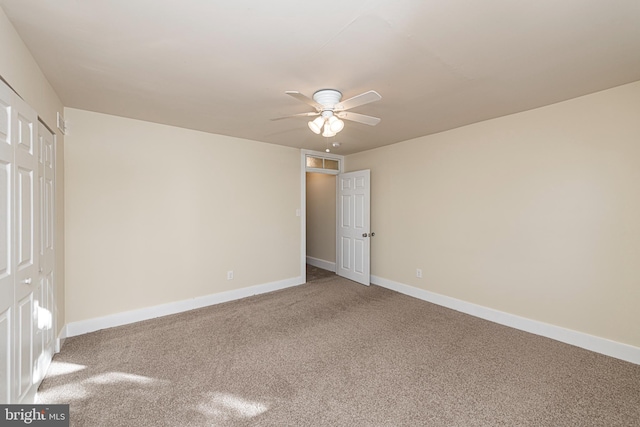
300, 149, 344, 283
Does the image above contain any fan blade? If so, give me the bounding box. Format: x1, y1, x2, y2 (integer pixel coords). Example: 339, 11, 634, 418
336, 111, 381, 126
285, 91, 323, 110
271, 111, 320, 121
335, 90, 381, 111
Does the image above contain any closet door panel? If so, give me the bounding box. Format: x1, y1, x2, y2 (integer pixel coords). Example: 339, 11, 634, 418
0, 81, 14, 404
37, 123, 55, 382
10, 91, 40, 404
0, 78, 52, 404
0, 308, 10, 404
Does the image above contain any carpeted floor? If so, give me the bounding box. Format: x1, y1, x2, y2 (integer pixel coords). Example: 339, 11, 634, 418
38, 267, 640, 426
305, 263, 336, 282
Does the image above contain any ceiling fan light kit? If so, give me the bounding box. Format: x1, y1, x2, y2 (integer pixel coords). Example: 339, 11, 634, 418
308, 108, 344, 136
279, 88, 382, 138
328, 115, 344, 133
322, 126, 337, 138
308, 116, 325, 134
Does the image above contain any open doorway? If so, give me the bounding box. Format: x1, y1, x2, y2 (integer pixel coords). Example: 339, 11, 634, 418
300, 150, 343, 283
306, 172, 336, 280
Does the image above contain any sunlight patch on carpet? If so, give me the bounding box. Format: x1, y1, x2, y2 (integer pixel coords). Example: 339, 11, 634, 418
37, 383, 89, 402
85, 372, 167, 385
45, 361, 87, 378
38, 370, 171, 403
196, 392, 268, 421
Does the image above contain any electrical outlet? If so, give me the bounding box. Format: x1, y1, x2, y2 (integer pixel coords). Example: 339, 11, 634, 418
416, 268, 422, 278
227, 271, 234, 280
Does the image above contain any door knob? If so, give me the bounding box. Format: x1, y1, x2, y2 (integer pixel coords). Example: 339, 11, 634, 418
362, 233, 368, 237
22, 278, 32, 285
371, 232, 375, 237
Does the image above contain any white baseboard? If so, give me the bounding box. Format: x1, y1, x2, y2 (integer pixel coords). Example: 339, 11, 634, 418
306, 256, 336, 272
371, 275, 640, 365
55, 327, 67, 353
65, 276, 304, 338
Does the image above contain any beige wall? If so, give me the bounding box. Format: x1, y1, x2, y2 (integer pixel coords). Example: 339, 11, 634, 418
346, 81, 640, 347
64, 108, 301, 323
306, 173, 336, 263
0, 7, 66, 335
0, 8, 62, 129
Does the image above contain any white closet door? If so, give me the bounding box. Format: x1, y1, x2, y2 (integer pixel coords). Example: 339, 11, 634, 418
13, 91, 39, 404
36, 122, 55, 383
0, 72, 15, 404
0, 79, 45, 404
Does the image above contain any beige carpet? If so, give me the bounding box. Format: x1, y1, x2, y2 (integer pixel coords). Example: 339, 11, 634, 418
38, 268, 640, 426
305, 263, 337, 282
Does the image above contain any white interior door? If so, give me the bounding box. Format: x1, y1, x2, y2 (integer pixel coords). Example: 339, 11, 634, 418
13, 93, 39, 404
337, 170, 370, 286
0, 80, 43, 404
0, 74, 15, 404
36, 122, 55, 385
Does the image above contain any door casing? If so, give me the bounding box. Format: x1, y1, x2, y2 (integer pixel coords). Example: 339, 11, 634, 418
300, 150, 344, 283
301, 151, 374, 286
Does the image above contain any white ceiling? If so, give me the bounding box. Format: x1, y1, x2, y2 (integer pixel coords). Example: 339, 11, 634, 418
2, 0, 639, 154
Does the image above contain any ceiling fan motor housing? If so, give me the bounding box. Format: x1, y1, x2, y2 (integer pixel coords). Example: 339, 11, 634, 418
313, 89, 342, 109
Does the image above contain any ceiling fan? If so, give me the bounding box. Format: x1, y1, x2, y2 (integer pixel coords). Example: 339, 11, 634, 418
274, 89, 382, 137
